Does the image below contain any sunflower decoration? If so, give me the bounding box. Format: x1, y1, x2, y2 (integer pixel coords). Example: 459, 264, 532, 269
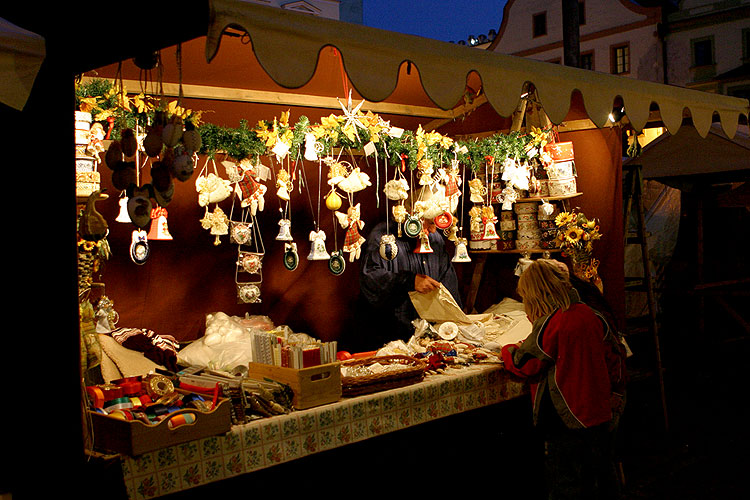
554, 209, 604, 290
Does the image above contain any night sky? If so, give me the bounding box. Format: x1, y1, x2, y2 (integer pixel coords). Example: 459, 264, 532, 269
361, 0, 507, 43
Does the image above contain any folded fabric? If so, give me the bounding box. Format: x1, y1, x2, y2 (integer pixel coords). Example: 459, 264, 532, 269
111, 327, 180, 372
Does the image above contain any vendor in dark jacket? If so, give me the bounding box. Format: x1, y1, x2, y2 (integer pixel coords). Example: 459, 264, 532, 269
355, 213, 462, 350
501, 259, 623, 500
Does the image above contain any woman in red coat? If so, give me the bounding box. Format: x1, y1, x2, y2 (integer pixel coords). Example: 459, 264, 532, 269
502, 259, 623, 499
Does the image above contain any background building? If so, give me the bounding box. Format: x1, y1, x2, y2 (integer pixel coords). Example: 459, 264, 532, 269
663, 0, 750, 99
246, 0, 364, 23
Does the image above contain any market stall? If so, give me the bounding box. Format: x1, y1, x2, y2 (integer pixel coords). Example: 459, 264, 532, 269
2, 1, 749, 498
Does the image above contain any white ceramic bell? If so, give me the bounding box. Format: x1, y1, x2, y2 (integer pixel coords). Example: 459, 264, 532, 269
413, 231, 433, 253
116, 196, 131, 223
276, 218, 293, 241
482, 220, 500, 240
307, 230, 331, 261
452, 239, 472, 263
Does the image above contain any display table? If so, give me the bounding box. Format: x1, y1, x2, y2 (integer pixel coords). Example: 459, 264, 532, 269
119, 363, 525, 499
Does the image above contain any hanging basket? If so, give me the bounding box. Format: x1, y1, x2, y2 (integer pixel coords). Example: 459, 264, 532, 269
340, 355, 428, 396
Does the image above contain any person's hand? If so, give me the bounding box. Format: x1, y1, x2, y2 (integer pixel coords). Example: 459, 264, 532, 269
415, 274, 440, 293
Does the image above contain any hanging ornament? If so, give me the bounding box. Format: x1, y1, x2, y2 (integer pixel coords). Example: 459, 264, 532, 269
452, 237, 472, 263
200, 206, 229, 246
283, 242, 299, 271
403, 215, 423, 239
335, 203, 366, 262
276, 218, 293, 241
328, 250, 346, 276
116, 195, 131, 223
379, 234, 399, 261
392, 204, 407, 237
127, 186, 153, 229
234, 213, 265, 302
414, 229, 433, 254
337, 166, 371, 194
325, 189, 343, 211
237, 284, 261, 304
195, 159, 232, 207
237, 251, 263, 274
130, 229, 150, 265
434, 211, 454, 230
304, 132, 323, 161
147, 207, 173, 241
276, 168, 293, 201
230, 220, 253, 246
383, 178, 409, 201
307, 230, 331, 261
481, 205, 500, 240
468, 177, 486, 204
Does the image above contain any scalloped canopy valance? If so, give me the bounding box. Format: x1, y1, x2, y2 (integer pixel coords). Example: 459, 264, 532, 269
205, 0, 748, 139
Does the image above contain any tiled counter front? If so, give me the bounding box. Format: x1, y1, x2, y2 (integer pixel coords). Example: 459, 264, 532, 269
121, 364, 525, 499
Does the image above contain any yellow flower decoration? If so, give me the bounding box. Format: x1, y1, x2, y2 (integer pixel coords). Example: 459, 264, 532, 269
565, 226, 583, 244
555, 212, 575, 227
78, 97, 99, 113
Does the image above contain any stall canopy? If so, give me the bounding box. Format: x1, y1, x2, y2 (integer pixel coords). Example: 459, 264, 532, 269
3, 0, 748, 135
204, 0, 749, 139
626, 124, 750, 188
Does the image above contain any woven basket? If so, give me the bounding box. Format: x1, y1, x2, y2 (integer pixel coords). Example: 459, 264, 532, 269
341, 355, 428, 396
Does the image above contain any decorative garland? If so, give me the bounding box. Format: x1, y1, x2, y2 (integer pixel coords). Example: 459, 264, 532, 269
76, 78, 554, 174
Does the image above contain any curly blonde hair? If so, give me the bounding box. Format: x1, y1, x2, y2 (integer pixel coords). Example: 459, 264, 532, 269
517, 259, 573, 322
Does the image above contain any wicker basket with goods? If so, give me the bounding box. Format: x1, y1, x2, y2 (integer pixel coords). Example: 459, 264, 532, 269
340, 355, 428, 396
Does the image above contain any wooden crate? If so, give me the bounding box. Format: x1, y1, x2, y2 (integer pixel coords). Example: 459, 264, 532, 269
247, 362, 341, 410
88, 396, 232, 456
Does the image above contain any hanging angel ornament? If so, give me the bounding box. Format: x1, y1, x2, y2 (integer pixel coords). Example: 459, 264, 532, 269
200, 206, 229, 246
442, 159, 462, 213
501, 157, 530, 192
326, 157, 349, 187
417, 159, 435, 186
392, 204, 407, 237
468, 177, 487, 203
498, 185, 520, 210
195, 169, 232, 207
335, 203, 366, 262
304, 132, 323, 162
469, 206, 484, 234
337, 166, 372, 194
276, 168, 293, 201
230, 160, 268, 216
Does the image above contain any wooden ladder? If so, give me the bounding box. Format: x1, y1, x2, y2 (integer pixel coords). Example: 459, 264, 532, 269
623, 163, 669, 431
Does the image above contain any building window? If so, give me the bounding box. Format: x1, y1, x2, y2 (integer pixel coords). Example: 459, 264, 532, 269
580, 51, 594, 70
579, 1, 586, 26
691, 37, 714, 67
533, 12, 547, 38
742, 29, 750, 62
611, 44, 630, 74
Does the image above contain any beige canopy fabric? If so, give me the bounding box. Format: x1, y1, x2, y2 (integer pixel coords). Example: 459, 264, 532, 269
0, 16, 45, 111
626, 124, 750, 180
205, 0, 748, 139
